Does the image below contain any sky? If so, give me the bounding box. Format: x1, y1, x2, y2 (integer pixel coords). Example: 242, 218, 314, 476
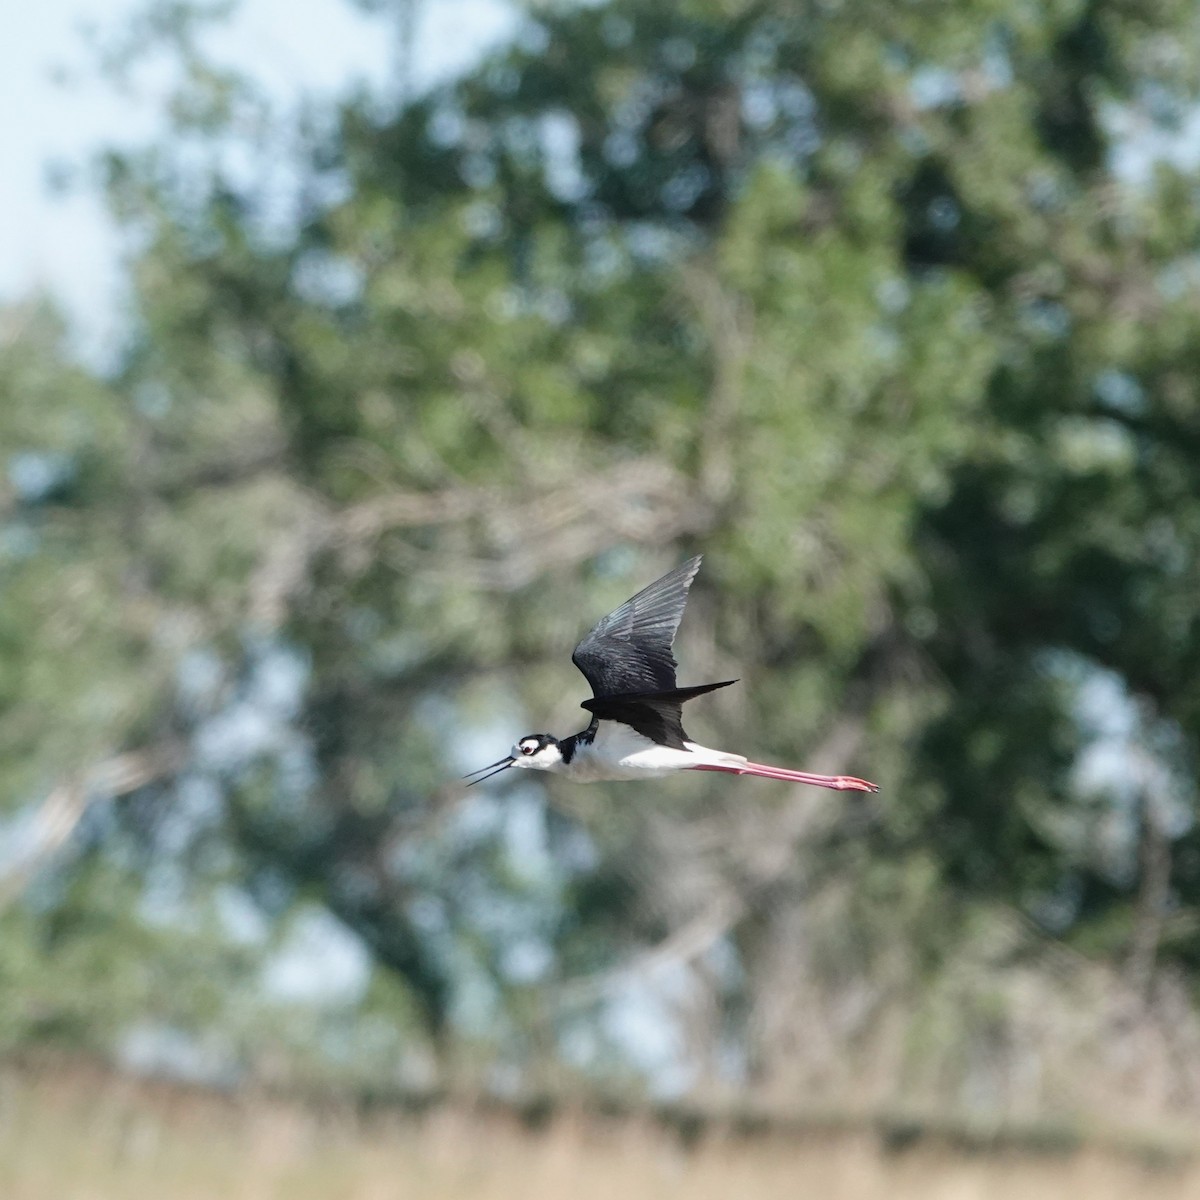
2, 0, 516, 363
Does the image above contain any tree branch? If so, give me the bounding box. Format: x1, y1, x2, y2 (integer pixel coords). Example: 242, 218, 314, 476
0, 744, 184, 912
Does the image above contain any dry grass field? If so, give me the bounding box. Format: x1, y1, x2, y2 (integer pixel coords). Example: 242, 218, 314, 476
4, 1062, 1200, 1200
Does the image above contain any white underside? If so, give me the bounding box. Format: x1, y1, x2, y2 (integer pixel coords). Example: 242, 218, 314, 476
558, 722, 747, 783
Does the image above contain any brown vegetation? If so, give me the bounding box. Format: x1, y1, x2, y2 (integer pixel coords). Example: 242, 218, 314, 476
3, 1060, 1198, 1200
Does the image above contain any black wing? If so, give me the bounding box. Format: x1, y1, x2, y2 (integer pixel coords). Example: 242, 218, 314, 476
582, 681, 737, 749
572, 556, 703, 698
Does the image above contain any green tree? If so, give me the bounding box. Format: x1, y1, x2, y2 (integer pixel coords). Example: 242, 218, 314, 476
5, 0, 1200, 1114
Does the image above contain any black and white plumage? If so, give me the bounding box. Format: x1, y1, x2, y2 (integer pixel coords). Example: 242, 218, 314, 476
466, 556, 879, 793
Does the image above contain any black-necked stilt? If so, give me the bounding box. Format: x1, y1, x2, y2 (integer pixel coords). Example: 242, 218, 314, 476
466, 556, 879, 793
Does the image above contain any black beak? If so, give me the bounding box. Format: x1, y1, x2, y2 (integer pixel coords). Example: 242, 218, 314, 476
463, 756, 515, 786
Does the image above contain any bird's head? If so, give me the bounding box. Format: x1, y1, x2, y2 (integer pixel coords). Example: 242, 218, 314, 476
465, 734, 562, 785
511, 733, 563, 771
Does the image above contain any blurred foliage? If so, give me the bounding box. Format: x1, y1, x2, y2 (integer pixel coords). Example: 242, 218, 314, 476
4, 0, 1200, 1112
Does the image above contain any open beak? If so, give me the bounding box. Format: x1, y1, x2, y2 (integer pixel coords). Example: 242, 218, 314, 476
463, 756, 515, 786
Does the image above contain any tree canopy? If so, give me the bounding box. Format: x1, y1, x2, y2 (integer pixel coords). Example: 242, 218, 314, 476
4, 0, 1200, 1116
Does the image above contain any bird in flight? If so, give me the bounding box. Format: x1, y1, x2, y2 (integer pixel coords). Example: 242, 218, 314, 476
465, 557, 879, 793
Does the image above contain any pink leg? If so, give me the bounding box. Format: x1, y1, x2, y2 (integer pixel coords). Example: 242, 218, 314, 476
689, 762, 879, 793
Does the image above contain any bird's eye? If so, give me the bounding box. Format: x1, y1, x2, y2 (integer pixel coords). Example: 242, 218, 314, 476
521, 744, 534, 755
